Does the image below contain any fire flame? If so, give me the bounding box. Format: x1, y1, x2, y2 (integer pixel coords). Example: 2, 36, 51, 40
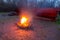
18, 16, 30, 28
21, 17, 28, 24
17, 10, 32, 28
20, 16, 29, 27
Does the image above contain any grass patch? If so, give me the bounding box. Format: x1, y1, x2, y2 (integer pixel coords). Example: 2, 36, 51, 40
56, 20, 60, 24
56, 16, 60, 24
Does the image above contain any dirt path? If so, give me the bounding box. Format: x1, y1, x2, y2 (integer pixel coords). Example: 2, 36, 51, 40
0, 13, 60, 40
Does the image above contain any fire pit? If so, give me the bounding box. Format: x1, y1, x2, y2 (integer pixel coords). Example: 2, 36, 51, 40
17, 10, 33, 30
17, 16, 33, 30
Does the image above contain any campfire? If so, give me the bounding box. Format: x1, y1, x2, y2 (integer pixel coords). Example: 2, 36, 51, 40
17, 10, 33, 28
17, 16, 30, 28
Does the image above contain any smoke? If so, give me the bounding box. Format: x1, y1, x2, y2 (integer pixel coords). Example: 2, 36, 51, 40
19, 9, 34, 24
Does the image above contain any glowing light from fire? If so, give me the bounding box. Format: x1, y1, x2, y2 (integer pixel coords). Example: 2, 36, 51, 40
17, 10, 33, 28
21, 17, 28, 24
17, 16, 30, 28
20, 16, 29, 27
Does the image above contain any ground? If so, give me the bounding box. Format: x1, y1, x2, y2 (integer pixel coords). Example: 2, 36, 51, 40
0, 13, 60, 40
